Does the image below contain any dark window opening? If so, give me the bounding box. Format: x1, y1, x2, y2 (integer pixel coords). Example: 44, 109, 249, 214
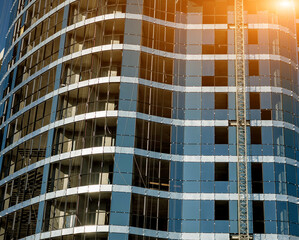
215, 163, 229, 181
143, 0, 174, 22
135, 119, 171, 154
132, 156, 170, 191
251, 163, 263, 193
215, 200, 229, 220
215, 60, 228, 76
202, 1, 228, 24
130, 194, 168, 231
215, 93, 228, 109
203, 45, 227, 54
202, 77, 227, 86
215, 45, 227, 54
261, 109, 272, 120
214, 29, 228, 51
202, 45, 214, 54
253, 201, 265, 233
139, 52, 173, 85
141, 21, 174, 52
250, 92, 260, 109
248, 29, 258, 44
215, 127, 228, 144
137, 85, 172, 118
251, 127, 262, 144
202, 76, 214, 86
215, 30, 227, 45
249, 60, 259, 76
215, 77, 228, 86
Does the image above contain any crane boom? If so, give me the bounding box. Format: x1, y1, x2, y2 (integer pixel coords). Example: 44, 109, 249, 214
234, 0, 250, 239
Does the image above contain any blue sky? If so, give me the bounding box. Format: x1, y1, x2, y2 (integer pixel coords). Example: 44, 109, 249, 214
0, 0, 12, 51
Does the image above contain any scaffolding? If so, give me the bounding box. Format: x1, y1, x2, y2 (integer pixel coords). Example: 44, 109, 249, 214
234, 0, 250, 239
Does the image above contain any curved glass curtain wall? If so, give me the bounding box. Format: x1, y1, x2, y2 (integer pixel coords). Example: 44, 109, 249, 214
0, 0, 297, 240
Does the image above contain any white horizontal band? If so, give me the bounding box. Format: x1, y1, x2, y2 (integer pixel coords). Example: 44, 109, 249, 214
2, 7, 298, 85
21, 227, 299, 240
0, 75, 297, 130
1, 184, 298, 218
4, 3, 296, 64
1, 107, 298, 158
0, 145, 297, 189
1, 42, 297, 116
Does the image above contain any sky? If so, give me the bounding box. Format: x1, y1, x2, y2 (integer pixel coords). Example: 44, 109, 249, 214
0, 0, 12, 51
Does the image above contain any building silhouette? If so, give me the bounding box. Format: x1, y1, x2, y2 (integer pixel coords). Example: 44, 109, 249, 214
0, 0, 298, 239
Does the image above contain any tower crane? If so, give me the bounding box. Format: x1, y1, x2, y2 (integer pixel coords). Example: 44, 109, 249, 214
234, 0, 250, 239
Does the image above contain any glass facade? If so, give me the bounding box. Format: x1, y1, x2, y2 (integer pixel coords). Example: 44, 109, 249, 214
0, 0, 298, 239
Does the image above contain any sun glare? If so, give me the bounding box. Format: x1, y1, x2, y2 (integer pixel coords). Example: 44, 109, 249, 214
279, 0, 294, 7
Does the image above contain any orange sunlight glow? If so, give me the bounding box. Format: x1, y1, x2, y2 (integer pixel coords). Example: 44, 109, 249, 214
279, 0, 294, 7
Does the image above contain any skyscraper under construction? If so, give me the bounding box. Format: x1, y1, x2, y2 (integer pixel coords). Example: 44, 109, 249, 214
0, 0, 298, 239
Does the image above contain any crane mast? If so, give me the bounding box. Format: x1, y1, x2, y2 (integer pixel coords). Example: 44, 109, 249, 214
234, 0, 250, 239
